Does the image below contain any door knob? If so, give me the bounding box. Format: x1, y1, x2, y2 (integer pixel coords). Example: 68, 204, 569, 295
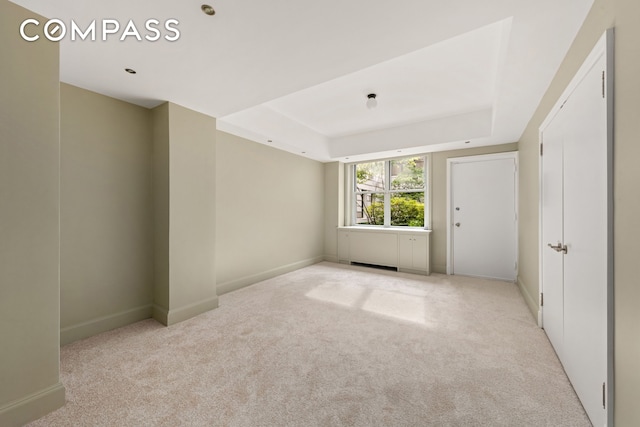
455, 222, 461, 227
547, 242, 568, 254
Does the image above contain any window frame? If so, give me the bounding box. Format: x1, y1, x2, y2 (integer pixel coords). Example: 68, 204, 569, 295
349, 155, 430, 229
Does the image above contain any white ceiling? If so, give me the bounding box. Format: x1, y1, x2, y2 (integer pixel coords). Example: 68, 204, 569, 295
11, 0, 594, 162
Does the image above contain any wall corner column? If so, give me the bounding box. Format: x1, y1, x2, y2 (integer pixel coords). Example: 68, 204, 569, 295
323, 161, 345, 262
152, 103, 218, 326
0, 2, 65, 425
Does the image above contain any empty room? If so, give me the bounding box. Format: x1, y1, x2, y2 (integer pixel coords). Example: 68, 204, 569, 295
1, 0, 639, 426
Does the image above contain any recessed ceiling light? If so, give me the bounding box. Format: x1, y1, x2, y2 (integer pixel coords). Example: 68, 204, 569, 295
465, 140, 471, 144
125, 68, 136, 74
267, 139, 273, 143
201, 4, 216, 15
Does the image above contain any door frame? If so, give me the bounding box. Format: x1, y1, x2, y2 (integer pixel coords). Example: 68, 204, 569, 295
446, 151, 519, 277
538, 29, 614, 426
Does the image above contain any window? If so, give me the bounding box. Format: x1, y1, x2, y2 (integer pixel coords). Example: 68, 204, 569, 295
353, 156, 427, 228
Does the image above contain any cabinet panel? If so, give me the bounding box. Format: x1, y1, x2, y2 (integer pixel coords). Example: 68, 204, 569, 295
398, 235, 414, 269
398, 234, 429, 271
412, 235, 428, 270
349, 232, 397, 267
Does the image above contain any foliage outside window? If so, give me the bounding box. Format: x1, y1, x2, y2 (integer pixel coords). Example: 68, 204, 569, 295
353, 156, 426, 227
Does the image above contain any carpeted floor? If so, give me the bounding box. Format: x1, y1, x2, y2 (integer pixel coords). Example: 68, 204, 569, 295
29, 262, 590, 426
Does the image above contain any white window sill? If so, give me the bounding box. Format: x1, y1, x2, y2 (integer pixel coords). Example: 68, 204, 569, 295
338, 226, 431, 234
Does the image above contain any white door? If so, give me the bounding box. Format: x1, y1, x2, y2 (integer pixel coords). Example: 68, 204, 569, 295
447, 153, 517, 281
540, 31, 612, 427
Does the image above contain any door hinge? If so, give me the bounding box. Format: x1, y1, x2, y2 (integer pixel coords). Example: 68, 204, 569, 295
540, 293, 544, 307
602, 71, 605, 98
540, 143, 543, 156
602, 382, 606, 409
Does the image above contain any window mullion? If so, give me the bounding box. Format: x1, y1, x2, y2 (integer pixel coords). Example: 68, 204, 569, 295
384, 160, 391, 227
424, 156, 429, 229
351, 164, 357, 226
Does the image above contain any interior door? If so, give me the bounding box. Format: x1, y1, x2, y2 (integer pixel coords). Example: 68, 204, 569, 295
448, 153, 517, 281
561, 52, 608, 427
540, 34, 611, 427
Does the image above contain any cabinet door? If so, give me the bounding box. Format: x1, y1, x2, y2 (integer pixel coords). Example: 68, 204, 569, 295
412, 235, 428, 270
337, 231, 349, 261
349, 232, 397, 267
398, 235, 414, 268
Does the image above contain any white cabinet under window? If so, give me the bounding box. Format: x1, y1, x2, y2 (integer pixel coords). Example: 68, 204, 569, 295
338, 227, 430, 275
398, 234, 428, 271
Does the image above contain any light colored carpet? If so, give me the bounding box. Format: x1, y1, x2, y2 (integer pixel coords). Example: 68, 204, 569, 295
29, 262, 590, 426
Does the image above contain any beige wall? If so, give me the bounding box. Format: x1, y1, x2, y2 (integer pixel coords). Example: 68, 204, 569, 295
612, 0, 640, 422
152, 103, 170, 312
518, 0, 640, 423
216, 131, 325, 294
59, 84, 154, 344
0, 1, 65, 425
152, 103, 218, 325
167, 103, 217, 321
429, 143, 519, 274
323, 162, 344, 262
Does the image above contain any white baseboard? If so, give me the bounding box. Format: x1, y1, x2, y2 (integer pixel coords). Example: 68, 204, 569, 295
398, 267, 430, 276
324, 255, 339, 263
0, 382, 65, 427
432, 263, 447, 274
61, 304, 153, 345
516, 276, 539, 325
152, 304, 169, 326
217, 256, 325, 295
166, 297, 218, 326
538, 310, 543, 328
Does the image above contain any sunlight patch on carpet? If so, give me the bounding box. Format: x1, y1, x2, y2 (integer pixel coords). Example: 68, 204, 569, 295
306, 282, 433, 326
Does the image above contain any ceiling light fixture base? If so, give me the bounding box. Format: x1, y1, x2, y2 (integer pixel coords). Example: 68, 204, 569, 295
366, 93, 377, 109
201, 4, 216, 16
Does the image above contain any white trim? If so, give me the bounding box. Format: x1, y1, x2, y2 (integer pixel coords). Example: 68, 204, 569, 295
517, 276, 539, 323
152, 298, 218, 326
345, 164, 355, 226
0, 382, 65, 426
605, 30, 615, 427
61, 304, 153, 345
216, 256, 325, 295
446, 151, 519, 277
426, 154, 433, 229
446, 159, 452, 275
338, 225, 431, 235
538, 127, 544, 331
166, 297, 219, 326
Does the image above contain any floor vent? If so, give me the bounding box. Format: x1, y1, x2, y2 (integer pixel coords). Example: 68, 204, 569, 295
351, 262, 398, 272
